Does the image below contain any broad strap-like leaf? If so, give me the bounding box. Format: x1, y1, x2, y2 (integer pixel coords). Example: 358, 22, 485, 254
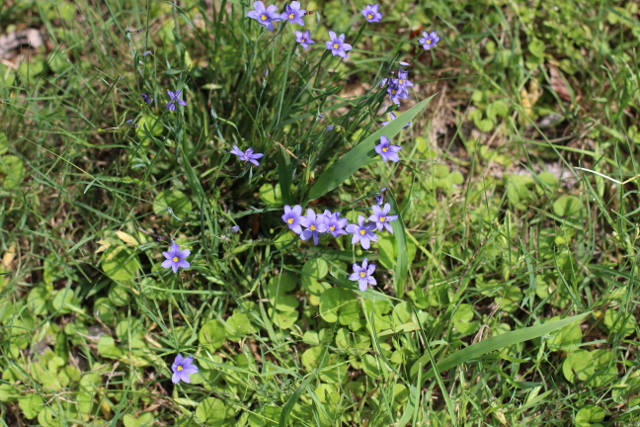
421, 312, 590, 382
306, 94, 436, 202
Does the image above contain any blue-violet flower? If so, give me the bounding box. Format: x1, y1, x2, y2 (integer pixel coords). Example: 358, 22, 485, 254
369, 203, 398, 233
375, 136, 402, 162
346, 215, 378, 250
247, 1, 281, 31
282, 204, 304, 234
295, 30, 315, 49
300, 209, 327, 245
322, 210, 349, 238
418, 30, 441, 50
162, 242, 191, 273
230, 145, 264, 166
326, 31, 352, 59
361, 4, 383, 22
281, 1, 306, 25
166, 90, 187, 111
349, 258, 377, 292
171, 354, 198, 384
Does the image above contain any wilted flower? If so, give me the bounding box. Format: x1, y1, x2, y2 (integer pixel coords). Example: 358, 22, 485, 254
142, 50, 152, 56
247, 1, 281, 31
361, 4, 383, 22
166, 90, 187, 111
325, 31, 352, 59
281, 1, 306, 25
375, 136, 402, 162
346, 215, 378, 250
322, 210, 349, 238
398, 61, 410, 66
381, 112, 410, 129
230, 225, 240, 234
282, 204, 304, 234
230, 145, 264, 166
418, 30, 441, 50
349, 258, 377, 292
162, 242, 191, 273
141, 93, 153, 104
300, 209, 327, 245
326, 125, 334, 132
369, 203, 398, 233
295, 30, 315, 49
171, 354, 198, 384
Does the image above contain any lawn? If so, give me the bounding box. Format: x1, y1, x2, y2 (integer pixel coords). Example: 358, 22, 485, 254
1, 0, 640, 425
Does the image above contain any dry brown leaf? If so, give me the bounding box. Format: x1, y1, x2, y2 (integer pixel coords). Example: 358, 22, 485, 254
548, 63, 572, 101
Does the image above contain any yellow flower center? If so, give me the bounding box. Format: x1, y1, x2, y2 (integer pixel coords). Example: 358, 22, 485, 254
360, 272, 366, 277
301, 38, 306, 42
330, 225, 336, 231
287, 218, 294, 224
177, 365, 183, 371
173, 256, 179, 262
261, 14, 268, 20
310, 225, 316, 231
391, 90, 397, 94
289, 13, 294, 19
399, 79, 404, 84
382, 147, 388, 152
426, 38, 432, 44
380, 216, 386, 222
333, 43, 339, 49
359, 229, 366, 235
367, 13, 373, 19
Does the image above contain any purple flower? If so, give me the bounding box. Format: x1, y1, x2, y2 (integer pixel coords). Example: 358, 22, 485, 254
281, 1, 305, 25
380, 77, 389, 88
418, 30, 441, 50
230, 145, 264, 166
322, 210, 348, 238
349, 258, 377, 292
295, 30, 315, 49
326, 125, 334, 132
247, 1, 281, 31
166, 90, 187, 111
346, 215, 377, 250
387, 84, 409, 105
375, 136, 402, 162
230, 225, 240, 234
300, 209, 327, 245
162, 242, 191, 274
141, 93, 153, 104
325, 31, 352, 59
398, 61, 410, 66
393, 68, 414, 91
282, 204, 303, 234
171, 354, 198, 384
369, 203, 398, 233
381, 112, 410, 129
142, 50, 152, 57
361, 4, 383, 23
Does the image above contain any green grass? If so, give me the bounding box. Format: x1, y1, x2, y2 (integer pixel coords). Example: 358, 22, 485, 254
1, 0, 640, 425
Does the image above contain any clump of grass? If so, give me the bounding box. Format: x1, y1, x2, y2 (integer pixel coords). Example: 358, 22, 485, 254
1, 0, 640, 426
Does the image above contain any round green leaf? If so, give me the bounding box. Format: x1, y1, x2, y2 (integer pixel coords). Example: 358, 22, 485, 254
0, 155, 26, 189
19, 394, 44, 419
153, 190, 192, 220
198, 320, 226, 351
553, 195, 584, 218
101, 247, 141, 282
562, 349, 594, 383
319, 288, 359, 324
196, 397, 234, 424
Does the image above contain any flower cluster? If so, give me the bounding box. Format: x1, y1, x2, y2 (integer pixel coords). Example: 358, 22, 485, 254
282, 199, 398, 291
245, 3, 440, 60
